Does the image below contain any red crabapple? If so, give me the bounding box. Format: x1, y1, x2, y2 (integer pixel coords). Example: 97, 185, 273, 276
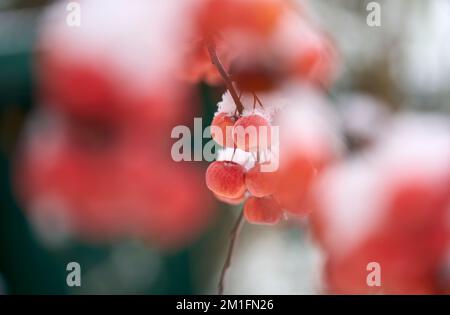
273, 155, 319, 216
205, 161, 246, 199
233, 114, 271, 152
211, 113, 236, 147
244, 196, 282, 225
245, 162, 279, 197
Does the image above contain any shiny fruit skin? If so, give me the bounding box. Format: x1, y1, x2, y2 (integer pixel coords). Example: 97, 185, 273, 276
245, 162, 279, 197
244, 196, 282, 225
211, 113, 236, 148
205, 161, 246, 199
233, 115, 271, 152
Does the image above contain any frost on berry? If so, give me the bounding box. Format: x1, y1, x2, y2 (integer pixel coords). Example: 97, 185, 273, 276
216, 90, 282, 119
244, 196, 283, 225
233, 114, 272, 152
210, 87, 341, 216
210, 112, 236, 148
216, 147, 255, 170
205, 161, 246, 199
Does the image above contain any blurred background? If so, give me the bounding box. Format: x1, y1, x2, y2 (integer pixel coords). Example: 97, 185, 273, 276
0, 0, 449, 294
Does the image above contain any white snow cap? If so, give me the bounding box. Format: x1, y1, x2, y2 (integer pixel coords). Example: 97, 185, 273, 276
277, 85, 344, 159
216, 89, 286, 121
39, 0, 194, 95
216, 147, 255, 170
215, 85, 343, 168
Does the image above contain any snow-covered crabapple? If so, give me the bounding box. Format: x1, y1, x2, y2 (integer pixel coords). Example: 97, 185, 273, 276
205, 161, 246, 199
233, 114, 272, 152
211, 112, 236, 148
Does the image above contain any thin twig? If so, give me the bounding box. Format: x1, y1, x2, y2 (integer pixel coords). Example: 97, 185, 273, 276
206, 41, 244, 115
231, 145, 237, 162
253, 92, 263, 108
218, 210, 246, 295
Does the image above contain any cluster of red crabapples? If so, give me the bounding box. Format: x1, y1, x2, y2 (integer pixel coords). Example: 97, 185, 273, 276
205, 109, 286, 226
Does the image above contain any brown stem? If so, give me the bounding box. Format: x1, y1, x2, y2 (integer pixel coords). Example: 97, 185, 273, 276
253, 92, 263, 108
231, 145, 237, 162
206, 41, 244, 115
218, 209, 246, 295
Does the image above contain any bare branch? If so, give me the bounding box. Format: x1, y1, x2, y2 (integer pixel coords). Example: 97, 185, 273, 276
206, 41, 244, 115
218, 209, 246, 295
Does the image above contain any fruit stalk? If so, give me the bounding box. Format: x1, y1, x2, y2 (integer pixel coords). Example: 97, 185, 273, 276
206, 41, 244, 115
207, 40, 247, 295
218, 209, 245, 295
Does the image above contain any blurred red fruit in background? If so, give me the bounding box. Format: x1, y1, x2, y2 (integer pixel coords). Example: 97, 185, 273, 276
14, 0, 216, 248
178, 38, 232, 85
311, 115, 450, 294
195, 0, 286, 40
15, 112, 215, 248
273, 155, 317, 216
185, 0, 338, 90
